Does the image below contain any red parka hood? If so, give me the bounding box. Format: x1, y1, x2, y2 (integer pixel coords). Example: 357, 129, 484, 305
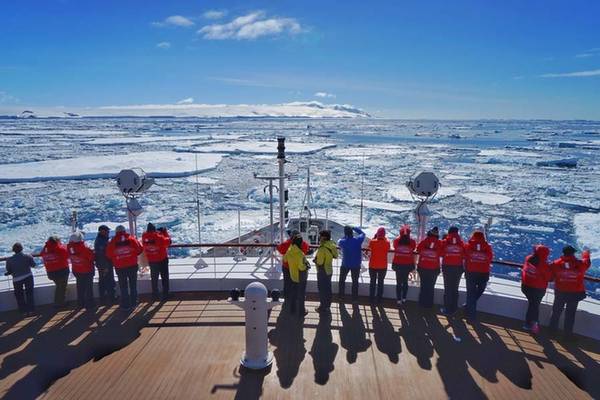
68, 241, 87, 252
444, 232, 463, 245
469, 231, 486, 243
44, 240, 61, 251
533, 245, 550, 263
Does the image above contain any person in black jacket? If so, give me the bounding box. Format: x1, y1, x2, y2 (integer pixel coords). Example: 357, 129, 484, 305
4, 242, 36, 315
94, 225, 116, 304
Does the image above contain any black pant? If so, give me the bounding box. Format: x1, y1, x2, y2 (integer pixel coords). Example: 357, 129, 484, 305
74, 272, 95, 308
549, 291, 585, 334
521, 285, 545, 324
339, 266, 360, 299
47, 268, 69, 306
418, 268, 440, 308
283, 267, 291, 301
116, 266, 138, 309
442, 266, 463, 313
150, 258, 170, 299
289, 270, 308, 314
13, 276, 34, 312
98, 266, 116, 300
317, 268, 332, 309
465, 271, 489, 318
369, 269, 387, 300
393, 264, 413, 301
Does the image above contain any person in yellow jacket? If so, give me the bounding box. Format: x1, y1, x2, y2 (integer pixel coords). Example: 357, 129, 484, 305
283, 236, 309, 317
314, 230, 338, 313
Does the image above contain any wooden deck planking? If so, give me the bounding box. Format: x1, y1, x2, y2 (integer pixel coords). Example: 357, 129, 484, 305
0, 295, 598, 399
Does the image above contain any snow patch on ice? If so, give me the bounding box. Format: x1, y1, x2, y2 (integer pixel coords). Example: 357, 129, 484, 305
461, 192, 513, 205
345, 199, 413, 212
177, 141, 336, 155
574, 213, 600, 264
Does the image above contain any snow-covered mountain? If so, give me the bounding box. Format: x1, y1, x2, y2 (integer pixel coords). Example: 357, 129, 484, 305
1, 101, 371, 119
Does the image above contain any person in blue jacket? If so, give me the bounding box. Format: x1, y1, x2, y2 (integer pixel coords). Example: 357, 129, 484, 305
338, 226, 365, 302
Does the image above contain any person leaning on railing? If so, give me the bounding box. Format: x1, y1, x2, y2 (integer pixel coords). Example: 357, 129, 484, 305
392, 225, 417, 305
68, 231, 96, 310
277, 229, 309, 303
416, 227, 443, 309
338, 226, 365, 302
283, 235, 309, 317
313, 229, 338, 314
368, 227, 390, 304
95, 225, 116, 305
40, 236, 70, 309
440, 226, 466, 315
4, 242, 35, 315
520, 245, 552, 335
106, 225, 143, 310
463, 228, 494, 321
142, 223, 172, 302
548, 246, 591, 339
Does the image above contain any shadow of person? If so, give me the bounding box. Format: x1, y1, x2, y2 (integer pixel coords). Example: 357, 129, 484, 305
0, 302, 159, 399
339, 302, 371, 364
398, 304, 433, 370
537, 335, 600, 399
268, 310, 306, 389
370, 305, 401, 363
210, 365, 271, 400
453, 318, 532, 390
428, 315, 487, 399
0, 308, 59, 358
309, 311, 339, 385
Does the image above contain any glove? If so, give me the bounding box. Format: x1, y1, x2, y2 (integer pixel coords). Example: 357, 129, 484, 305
4, 271, 10, 276
582, 250, 591, 260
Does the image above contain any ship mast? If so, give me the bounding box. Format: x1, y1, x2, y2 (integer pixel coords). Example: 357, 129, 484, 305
277, 137, 287, 243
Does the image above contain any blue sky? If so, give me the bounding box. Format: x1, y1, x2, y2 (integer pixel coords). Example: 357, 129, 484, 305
1, 0, 600, 119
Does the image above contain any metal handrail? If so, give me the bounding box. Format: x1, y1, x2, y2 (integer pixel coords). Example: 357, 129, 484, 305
1, 242, 598, 284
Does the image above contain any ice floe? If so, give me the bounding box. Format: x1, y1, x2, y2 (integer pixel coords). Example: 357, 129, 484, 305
574, 213, 600, 264
0, 151, 224, 183
461, 192, 513, 205
177, 141, 336, 155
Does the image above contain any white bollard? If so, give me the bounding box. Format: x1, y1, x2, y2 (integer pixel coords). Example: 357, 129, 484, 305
229, 282, 282, 369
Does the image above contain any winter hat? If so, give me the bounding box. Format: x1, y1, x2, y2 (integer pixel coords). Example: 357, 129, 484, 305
98, 225, 110, 232
562, 245, 576, 256
147, 223, 156, 232
375, 227, 386, 239
427, 226, 439, 238
534, 245, 550, 261
115, 225, 126, 233
69, 231, 84, 243
319, 230, 331, 241
344, 226, 353, 238
290, 229, 300, 238
448, 226, 459, 234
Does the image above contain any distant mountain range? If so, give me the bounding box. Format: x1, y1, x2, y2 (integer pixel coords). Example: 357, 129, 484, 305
0, 101, 371, 119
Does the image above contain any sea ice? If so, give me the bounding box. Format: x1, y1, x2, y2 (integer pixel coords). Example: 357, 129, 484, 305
461, 192, 513, 205
178, 141, 336, 155
574, 213, 600, 263
0, 151, 224, 183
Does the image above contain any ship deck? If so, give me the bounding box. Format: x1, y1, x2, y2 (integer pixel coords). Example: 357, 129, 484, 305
1, 293, 599, 399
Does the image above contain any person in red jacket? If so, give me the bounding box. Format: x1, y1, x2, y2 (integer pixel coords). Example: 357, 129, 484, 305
40, 236, 70, 308
520, 245, 551, 334
368, 227, 390, 303
392, 225, 416, 305
464, 229, 494, 320
68, 231, 95, 309
416, 227, 443, 308
106, 225, 143, 310
548, 245, 591, 338
277, 229, 309, 302
440, 226, 466, 315
142, 223, 172, 301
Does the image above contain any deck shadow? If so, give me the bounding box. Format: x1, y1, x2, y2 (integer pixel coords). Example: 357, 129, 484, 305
268, 310, 306, 388
370, 304, 401, 363
211, 365, 270, 400
308, 311, 338, 385
338, 302, 372, 363
0, 303, 159, 400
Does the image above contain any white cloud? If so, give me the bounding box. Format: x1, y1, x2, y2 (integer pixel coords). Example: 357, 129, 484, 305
203, 10, 227, 20
540, 69, 600, 78
575, 47, 600, 58
314, 91, 336, 98
198, 11, 302, 40
156, 41, 171, 49
177, 97, 194, 104
152, 15, 194, 28
575, 53, 594, 58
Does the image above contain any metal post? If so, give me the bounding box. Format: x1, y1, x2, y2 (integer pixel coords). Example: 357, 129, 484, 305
268, 181, 274, 269
277, 137, 286, 243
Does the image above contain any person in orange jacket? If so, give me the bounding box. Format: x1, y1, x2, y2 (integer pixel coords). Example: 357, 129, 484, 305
520, 245, 552, 334
416, 227, 443, 308
40, 236, 70, 308
464, 228, 494, 320
106, 225, 143, 310
68, 231, 95, 309
548, 246, 591, 338
392, 225, 416, 305
368, 227, 390, 303
440, 226, 466, 315
142, 223, 172, 301
277, 229, 309, 302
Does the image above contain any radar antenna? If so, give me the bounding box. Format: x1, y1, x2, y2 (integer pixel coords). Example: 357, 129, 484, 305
116, 168, 154, 238
406, 171, 440, 241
